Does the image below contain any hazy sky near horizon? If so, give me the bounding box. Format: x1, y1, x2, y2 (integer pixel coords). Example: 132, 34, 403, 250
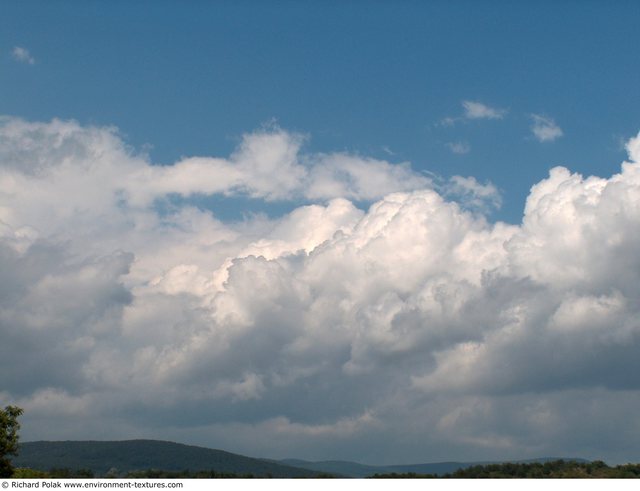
2, 1, 640, 465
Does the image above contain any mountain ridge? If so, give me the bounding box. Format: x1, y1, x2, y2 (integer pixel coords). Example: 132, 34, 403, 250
13, 439, 323, 477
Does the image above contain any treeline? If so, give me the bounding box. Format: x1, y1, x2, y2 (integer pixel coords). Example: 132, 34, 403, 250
14, 468, 257, 478
13, 467, 335, 479
372, 460, 640, 478
14, 460, 640, 479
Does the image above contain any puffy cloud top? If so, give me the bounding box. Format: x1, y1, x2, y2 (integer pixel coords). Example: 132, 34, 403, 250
627, 132, 640, 163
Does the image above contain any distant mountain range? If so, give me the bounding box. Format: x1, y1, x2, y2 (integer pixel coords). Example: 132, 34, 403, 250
279, 457, 590, 478
279, 458, 472, 477
13, 439, 588, 478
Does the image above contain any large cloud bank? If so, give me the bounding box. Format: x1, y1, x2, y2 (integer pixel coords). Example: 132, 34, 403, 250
2, 117, 640, 464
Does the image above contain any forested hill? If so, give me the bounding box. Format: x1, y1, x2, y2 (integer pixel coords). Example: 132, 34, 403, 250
13, 440, 324, 477
372, 460, 640, 478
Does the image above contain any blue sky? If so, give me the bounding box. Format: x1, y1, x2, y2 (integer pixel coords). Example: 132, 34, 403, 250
3, 0, 639, 222
2, 1, 640, 466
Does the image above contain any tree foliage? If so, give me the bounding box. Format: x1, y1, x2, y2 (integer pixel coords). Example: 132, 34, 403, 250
0, 405, 23, 477
371, 460, 640, 478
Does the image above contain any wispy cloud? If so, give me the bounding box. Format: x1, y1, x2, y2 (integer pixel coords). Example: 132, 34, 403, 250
439, 116, 457, 127
462, 100, 507, 120
530, 114, 563, 142
446, 141, 470, 154
440, 100, 507, 126
444, 175, 502, 212
11, 46, 35, 65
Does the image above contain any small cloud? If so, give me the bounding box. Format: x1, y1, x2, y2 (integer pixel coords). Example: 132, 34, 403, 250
12, 46, 35, 65
462, 100, 506, 120
439, 116, 458, 127
530, 114, 563, 142
440, 101, 506, 127
446, 141, 471, 155
381, 145, 395, 156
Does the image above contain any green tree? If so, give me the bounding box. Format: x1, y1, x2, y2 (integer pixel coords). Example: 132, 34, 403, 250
0, 405, 23, 478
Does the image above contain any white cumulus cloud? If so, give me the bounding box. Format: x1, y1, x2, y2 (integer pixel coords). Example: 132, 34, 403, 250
2, 116, 640, 464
